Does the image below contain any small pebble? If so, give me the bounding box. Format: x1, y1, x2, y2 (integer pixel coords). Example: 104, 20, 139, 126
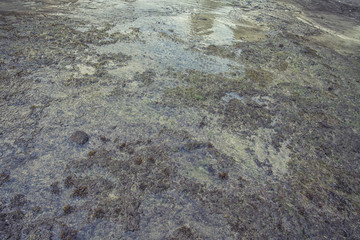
70, 131, 89, 145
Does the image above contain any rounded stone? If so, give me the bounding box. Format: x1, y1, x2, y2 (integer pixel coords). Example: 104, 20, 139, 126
70, 131, 89, 145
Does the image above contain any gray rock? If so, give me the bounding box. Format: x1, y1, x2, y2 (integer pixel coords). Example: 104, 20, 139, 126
70, 131, 89, 145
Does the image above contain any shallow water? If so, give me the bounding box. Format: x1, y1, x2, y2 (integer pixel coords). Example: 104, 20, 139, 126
1, 0, 360, 239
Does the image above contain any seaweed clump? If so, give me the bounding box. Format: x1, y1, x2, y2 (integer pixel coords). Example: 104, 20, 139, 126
0, 172, 10, 186
71, 186, 88, 198
64, 176, 75, 188
60, 224, 78, 240
133, 69, 156, 86
245, 68, 274, 87
93, 207, 105, 219
10, 194, 27, 208
63, 205, 75, 215
218, 172, 229, 180
168, 225, 200, 240
50, 182, 61, 195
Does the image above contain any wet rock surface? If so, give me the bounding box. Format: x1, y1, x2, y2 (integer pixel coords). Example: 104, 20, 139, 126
0, 0, 359, 239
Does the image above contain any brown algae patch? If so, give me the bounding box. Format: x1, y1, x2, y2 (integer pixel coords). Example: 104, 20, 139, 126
231, 21, 268, 42
245, 68, 274, 87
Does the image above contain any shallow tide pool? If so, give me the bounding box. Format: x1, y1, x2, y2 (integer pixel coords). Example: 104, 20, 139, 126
1, 0, 360, 239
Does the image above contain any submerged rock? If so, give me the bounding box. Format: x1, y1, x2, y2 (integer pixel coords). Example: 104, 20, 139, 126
70, 131, 89, 145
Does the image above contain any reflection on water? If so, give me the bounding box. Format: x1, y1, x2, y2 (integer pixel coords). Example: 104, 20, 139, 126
188, 0, 239, 45
87, 0, 246, 74
76, 0, 246, 46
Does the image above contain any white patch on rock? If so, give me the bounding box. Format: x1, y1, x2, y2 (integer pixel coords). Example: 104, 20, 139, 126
77, 64, 96, 75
